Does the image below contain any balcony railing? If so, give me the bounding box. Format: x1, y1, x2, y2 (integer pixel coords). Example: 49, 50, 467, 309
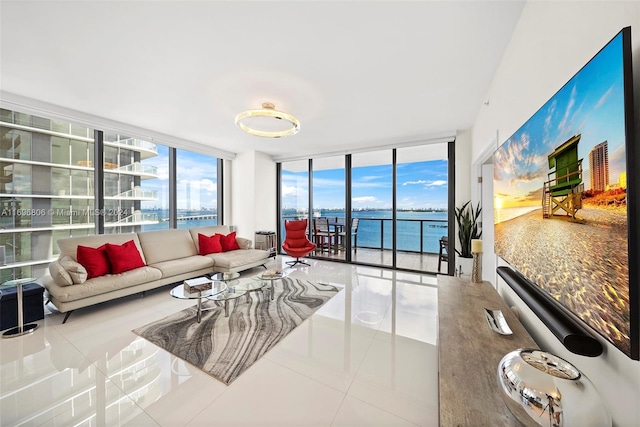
113, 162, 158, 176
282, 215, 448, 254
111, 187, 157, 199
356, 217, 447, 254
111, 211, 159, 224
110, 137, 158, 153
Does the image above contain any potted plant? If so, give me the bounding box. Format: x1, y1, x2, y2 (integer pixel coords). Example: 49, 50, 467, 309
454, 201, 482, 274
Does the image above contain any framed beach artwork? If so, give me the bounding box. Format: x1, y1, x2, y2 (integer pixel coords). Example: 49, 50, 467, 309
493, 27, 638, 359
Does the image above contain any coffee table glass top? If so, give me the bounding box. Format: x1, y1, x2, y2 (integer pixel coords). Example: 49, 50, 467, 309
207, 287, 247, 302
170, 281, 227, 299
209, 272, 240, 282
255, 269, 290, 281
208, 277, 271, 300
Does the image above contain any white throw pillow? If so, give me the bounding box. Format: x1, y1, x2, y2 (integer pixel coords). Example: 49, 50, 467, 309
59, 256, 88, 284
49, 260, 73, 287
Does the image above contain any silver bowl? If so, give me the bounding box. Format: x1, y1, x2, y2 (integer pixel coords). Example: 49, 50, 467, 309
497, 349, 610, 427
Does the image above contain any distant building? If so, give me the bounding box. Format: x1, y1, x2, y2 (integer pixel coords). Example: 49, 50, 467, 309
589, 141, 609, 192
620, 171, 627, 189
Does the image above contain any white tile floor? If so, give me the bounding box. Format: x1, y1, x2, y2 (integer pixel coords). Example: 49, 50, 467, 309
0, 257, 439, 426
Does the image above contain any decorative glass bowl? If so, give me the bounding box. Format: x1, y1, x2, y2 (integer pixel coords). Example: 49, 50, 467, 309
497, 349, 611, 427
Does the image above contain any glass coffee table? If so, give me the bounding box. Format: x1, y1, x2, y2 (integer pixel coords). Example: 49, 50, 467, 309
206, 272, 271, 317
170, 279, 227, 323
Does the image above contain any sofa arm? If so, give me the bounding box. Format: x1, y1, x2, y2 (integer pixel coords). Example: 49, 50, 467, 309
236, 237, 252, 249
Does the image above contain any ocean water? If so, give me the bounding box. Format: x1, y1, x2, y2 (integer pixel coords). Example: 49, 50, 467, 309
140, 209, 449, 253
140, 210, 217, 232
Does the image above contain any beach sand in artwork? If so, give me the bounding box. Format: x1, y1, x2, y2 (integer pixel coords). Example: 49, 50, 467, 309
495, 206, 630, 354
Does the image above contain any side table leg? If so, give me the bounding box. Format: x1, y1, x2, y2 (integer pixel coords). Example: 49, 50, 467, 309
3, 283, 38, 338
196, 293, 202, 323
224, 300, 229, 317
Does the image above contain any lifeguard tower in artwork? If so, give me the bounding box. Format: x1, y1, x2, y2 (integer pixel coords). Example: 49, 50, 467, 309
542, 134, 585, 222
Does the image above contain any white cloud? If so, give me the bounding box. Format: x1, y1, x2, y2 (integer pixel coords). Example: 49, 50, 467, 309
353, 196, 377, 203
595, 86, 614, 109
402, 180, 427, 186
282, 185, 308, 198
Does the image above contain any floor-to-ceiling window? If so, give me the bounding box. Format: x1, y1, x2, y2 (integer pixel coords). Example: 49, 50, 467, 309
176, 149, 218, 228
311, 156, 345, 260
280, 160, 309, 240
0, 109, 95, 281
395, 145, 448, 271
141, 144, 170, 231
277, 142, 452, 273
0, 108, 223, 282
103, 133, 164, 234
351, 150, 393, 267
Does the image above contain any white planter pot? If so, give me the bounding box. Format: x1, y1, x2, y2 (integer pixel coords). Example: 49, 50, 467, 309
455, 256, 474, 278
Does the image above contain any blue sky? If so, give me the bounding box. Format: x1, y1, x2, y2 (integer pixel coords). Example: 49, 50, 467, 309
142, 147, 218, 210
282, 159, 448, 210
494, 31, 628, 208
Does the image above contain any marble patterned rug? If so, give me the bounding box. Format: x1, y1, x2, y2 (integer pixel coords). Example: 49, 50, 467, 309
133, 277, 340, 385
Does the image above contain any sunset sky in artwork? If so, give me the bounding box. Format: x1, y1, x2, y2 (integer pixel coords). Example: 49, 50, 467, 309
493, 32, 627, 210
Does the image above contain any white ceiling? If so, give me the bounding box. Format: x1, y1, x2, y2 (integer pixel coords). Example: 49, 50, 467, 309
0, 1, 525, 160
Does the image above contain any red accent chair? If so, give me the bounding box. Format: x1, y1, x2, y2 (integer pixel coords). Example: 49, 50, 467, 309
282, 219, 316, 267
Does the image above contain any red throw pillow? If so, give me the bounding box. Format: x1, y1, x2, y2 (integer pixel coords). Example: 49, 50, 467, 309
77, 244, 111, 279
217, 231, 240, 252
198, 233, 223, 255
105, 240, 146, 274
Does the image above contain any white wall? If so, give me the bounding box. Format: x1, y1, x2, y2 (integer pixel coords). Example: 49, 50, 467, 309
228, 151, 278, 242
471, 2, 640, 426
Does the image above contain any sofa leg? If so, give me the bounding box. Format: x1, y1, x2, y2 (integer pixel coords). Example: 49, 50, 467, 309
262, 264, 268, 269
45, 299, 51, 305
62, 311, 74, 324
141, 291, 146, 298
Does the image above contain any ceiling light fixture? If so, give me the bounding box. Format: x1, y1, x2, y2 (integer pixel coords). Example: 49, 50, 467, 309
235, 102, 300, 138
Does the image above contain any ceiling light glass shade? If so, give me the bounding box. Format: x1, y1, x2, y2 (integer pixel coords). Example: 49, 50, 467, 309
235, 102, 300, 138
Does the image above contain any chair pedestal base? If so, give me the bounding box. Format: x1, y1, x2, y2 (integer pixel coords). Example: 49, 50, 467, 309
286, 258, 310, 267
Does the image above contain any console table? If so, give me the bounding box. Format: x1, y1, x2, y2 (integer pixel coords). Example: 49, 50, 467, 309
437, 275, 538, 426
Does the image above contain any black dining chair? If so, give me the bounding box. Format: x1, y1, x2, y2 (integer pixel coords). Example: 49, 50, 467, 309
338, 218, 359, 253
313, 217, 335, 253
438, 236, 448, 273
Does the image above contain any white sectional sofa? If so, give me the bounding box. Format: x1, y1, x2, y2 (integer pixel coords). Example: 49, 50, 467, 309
42, 226, 270, 322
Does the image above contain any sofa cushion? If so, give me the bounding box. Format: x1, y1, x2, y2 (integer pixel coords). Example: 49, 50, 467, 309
60, 256, 88, 284
57, 234, 147, 264
149, 256, 213, 278
189, 225, 231, 253
77, 244, 111, 279
218, 231, 240, 252
138, 229, 197, 265
206, 249, 269, 270
49, 259, 73, 287
106, 240, 146, 274
198, 233, 223, 255
47, 266, 163, 303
